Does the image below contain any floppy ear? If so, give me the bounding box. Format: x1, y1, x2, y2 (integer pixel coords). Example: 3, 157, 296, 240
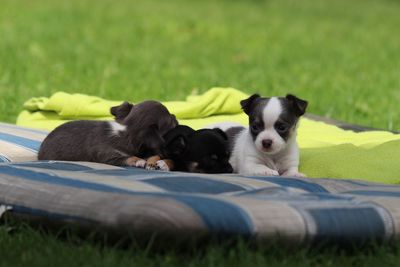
240, 94, 260, 115
110, 101, 133, 122
286, 94, 308, 116
212, 128, 228, 140
166, 135, 188, 156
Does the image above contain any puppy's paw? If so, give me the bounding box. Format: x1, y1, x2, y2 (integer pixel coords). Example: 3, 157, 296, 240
135, 159, 147, 168
282, 171, 306, 178
156, 160, 170, 171
126, 156, 145, 167
145, 162, 157, 170
251, 166, 279, 176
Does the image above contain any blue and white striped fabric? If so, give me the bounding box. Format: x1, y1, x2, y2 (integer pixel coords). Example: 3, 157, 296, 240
0, 122, 46, 163
1, 122, 400, 244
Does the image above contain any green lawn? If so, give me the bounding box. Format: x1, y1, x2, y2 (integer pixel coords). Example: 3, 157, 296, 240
1, 0, 400, 265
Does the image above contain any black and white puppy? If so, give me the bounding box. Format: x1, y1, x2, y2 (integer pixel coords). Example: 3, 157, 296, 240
38, 101, 178, 167
146, 125, 233, 173
213, 94, 307, 177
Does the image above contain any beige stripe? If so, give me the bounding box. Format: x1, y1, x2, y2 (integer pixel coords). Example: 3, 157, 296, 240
0, 140, 38, 162
368, 199, 398, 240
0, 125, 47, 141
0, 174, 208, 236
224, 196, 306, 243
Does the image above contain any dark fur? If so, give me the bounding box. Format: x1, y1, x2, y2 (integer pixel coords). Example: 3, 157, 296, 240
162, 125, 233, 173
38, 101, 178, 166
225, 126, 245, 153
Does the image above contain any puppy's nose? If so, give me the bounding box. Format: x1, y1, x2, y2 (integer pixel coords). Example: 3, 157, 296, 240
262, 139, 273, 149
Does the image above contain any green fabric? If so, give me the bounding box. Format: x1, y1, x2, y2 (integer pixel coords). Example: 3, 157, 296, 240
16, 87, 400, 183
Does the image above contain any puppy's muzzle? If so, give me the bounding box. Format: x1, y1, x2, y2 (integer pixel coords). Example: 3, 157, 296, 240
262, 139, 273, 149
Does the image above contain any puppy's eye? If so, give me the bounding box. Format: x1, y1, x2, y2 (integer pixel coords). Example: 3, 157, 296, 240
210, 154, 218, 160
275, 123, 289, 132
251, 123, 262, 132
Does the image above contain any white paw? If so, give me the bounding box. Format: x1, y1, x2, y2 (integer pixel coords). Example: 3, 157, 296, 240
135, 159, 147, 168
156, 160, 170, 171
282, 171, 306, 178
251, 166, 279, 176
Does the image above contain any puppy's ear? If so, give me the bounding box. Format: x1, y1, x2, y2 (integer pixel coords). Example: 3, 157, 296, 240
240, 94, 260, 115
212, 128, 228, 140
166, 135, 188, 156
286, 94, 308, 116
110, 101, 133, 121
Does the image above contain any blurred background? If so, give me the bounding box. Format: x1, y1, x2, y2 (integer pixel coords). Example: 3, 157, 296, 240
0, 0, 399, 130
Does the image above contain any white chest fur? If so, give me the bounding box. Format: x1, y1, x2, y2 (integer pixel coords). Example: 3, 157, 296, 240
230, 128, 301, 177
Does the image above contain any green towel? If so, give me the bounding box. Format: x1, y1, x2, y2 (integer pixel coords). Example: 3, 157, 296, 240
16, 87, 400, 183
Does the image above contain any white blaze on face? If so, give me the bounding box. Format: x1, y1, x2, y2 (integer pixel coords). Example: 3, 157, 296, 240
255, 97, 286, 154
109, 121, 127, 135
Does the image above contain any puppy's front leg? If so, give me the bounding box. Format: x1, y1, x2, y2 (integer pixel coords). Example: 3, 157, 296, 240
145, 155, 174, 171
145, 155, 161, 170
156, 159, 174, 171
242, 164, 279, 176
95, 150, 146, 168
125, 156, 147, 168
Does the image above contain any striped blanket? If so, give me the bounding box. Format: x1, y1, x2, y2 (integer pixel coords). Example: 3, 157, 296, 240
1, 122, 400, 244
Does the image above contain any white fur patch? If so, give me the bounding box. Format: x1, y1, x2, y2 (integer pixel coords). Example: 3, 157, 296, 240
109, 122, 126, 135
156, 160, 170, 171
254, 97, 286, 155
135, 159, 147, 168
263, 97, 282, 127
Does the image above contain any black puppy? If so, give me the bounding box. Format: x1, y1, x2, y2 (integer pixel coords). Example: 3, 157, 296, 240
38, 101, 178, 166
146, 125, 233, 174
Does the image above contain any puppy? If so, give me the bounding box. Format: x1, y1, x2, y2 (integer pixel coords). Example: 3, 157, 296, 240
146, 125, 233, 174
213, 94, 307, 177
38, 101, 178, 167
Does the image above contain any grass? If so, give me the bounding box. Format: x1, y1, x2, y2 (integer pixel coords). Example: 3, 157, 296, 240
2, 223, 400, 267
1, 0, 400, 265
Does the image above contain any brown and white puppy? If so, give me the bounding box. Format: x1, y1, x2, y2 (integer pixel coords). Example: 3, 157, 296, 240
38, 101, 178, 167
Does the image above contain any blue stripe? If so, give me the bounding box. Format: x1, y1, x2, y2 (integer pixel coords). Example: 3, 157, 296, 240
0, 154, 11, 163
246, 176, 328, 193
2, 203, 94, 223
0, 165, 144, 193
344, 190, 400, 197
0, 165, 253, 235
0, 133, 41, 151
339, 180, 369, 186
18, 161, 93, 171
172, 195, 253, 236
86, 167, 161, 176
145, 176, 245, 194
308, 207, 386, 243
238, 189, 353, 201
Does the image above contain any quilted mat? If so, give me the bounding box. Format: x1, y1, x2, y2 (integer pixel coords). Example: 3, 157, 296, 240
1, 121, 400, 244
1, 160, 400, 244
